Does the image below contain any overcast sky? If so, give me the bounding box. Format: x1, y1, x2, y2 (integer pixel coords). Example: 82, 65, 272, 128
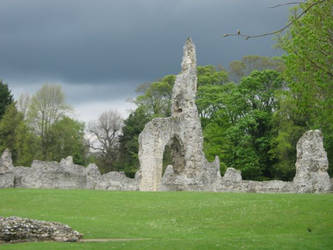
0, 0, 290, 122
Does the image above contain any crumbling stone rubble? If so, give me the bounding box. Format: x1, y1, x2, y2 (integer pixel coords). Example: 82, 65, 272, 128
0, 216, 82, 243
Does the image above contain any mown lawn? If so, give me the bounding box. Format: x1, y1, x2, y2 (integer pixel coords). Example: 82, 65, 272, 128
0, 189, 332, 249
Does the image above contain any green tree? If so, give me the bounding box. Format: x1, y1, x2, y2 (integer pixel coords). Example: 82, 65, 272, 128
27, 84, 71, 160
277, 0, 333, 175
48, 117, 88, 165
117, 107, 152, 177
197, 65, 228, 87
197, 70, 285, 180
0, 80, 14, 120
0, 104, 38, 166
135, 75, 175, 117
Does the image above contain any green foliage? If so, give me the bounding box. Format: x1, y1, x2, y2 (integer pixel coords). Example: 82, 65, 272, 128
118, 107, 152, 177
278, 0, 333, 175
1, 189, 333, 249
135, 75, 175, 117
197, 65, 228, 86
0, 80, 14, 120
198, 70, 285, 180
0, 104, 38, 166
48, 117, 88, 165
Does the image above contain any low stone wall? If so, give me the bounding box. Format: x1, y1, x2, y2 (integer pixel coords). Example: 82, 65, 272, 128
214, 168, 296, 193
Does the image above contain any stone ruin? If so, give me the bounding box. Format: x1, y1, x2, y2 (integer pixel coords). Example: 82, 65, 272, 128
293, 130, 331, 193
137, 38, 220, 191
0, 39, 331, 193
0, 152, 137, 191
0, 216, 82, 243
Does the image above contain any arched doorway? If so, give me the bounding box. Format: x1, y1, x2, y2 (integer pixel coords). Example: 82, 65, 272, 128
163, 135, 186, 175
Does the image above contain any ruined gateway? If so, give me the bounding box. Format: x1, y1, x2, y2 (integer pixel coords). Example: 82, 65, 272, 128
137, 38, 220, 191
0, 39, 331, 193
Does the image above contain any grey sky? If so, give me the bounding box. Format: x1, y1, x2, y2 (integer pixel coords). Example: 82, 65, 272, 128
0, 0, 290, 121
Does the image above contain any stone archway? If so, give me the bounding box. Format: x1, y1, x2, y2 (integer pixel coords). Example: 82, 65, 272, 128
138, 118, 173, 191
138, 38, 221, 191
163, 135, 185, 175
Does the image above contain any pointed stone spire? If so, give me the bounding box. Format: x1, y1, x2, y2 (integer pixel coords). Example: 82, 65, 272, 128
171, 38, 198, 116
181, 37, 196, 72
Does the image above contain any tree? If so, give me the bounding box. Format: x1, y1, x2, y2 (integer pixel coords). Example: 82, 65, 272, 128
0, 80, 13, 120
117, 107, 152, 177
275, 0, 333, 175
228, 56, 285, 82
0, 104, 38, 166
197, 65, 228, 86
88, 110, 123, 173
135, 75, 175, 117
223, 0, 329, 40
197, 70, 285, 180
48, 117, 89, 165
16, 93, 30, 119
27, 84, 71, 160
0, 104, 23, 161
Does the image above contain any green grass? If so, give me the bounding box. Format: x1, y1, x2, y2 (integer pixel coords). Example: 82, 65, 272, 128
0, 189, 332, 249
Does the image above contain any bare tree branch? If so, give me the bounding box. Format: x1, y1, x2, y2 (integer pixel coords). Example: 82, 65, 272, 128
223, 0, 327, 40
269, 2, 303, 8
88, 110, 123, 169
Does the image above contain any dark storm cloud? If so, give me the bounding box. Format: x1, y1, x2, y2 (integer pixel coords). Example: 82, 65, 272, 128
0, 0, 289, 89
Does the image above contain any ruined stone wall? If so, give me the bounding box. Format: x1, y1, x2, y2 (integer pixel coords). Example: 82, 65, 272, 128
0, 129, 331, 193
0, 153, 138, 191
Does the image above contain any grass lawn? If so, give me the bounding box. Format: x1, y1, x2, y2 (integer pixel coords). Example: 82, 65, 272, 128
0, 189, 332, 249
